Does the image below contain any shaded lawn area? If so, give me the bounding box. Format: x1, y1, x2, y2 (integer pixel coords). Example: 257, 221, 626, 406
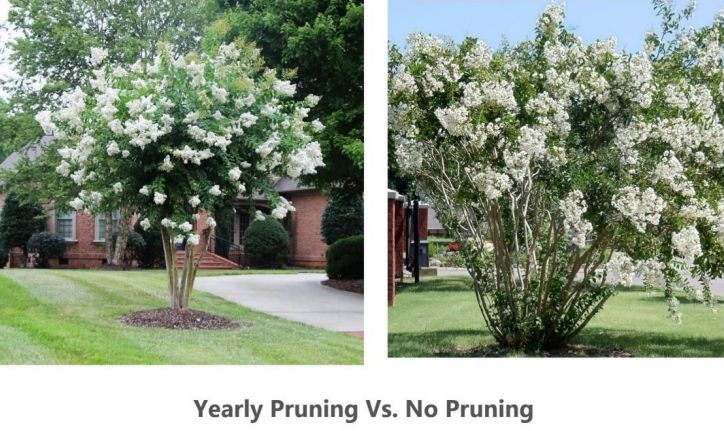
0, 269, 361, 365
389, 276, 724, 357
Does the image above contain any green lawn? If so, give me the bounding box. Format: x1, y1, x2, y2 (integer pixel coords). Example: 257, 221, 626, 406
0, 269, 362, 365
389, 276, 724, 357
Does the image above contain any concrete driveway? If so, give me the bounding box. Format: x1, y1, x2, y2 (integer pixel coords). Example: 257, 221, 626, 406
195, 273, 363, 333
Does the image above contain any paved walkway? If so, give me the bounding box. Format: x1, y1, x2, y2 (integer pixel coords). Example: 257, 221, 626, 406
195, 273, 363, 333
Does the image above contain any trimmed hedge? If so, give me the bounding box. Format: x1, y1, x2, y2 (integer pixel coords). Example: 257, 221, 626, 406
242, 218, 289, 268
325, 235, 363, 280
27, 232, 66, 268
321, 193, 363, 245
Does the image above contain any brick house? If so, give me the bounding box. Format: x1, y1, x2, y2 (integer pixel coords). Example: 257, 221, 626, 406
0, 141, 329, 269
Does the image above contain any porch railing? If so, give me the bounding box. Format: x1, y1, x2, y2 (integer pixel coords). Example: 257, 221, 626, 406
208, 234, 244, 265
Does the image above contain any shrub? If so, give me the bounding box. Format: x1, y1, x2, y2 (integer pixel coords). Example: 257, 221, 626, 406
131, 222, 165, 268
389, 4, 724, 348
0, 191, 45, 262
321, 193, 363, 245
0, 240, 9, 268
27, 232, 66, 268
242, 218, 289, 268
326, 235, 363, 280
121, 230, 147, 266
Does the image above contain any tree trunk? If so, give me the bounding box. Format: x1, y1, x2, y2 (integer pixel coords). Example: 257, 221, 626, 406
160, 221, 210, 311
111, 206, 131, 266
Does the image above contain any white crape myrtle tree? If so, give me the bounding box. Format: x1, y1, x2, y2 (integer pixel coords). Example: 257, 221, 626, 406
35, 41, 324, 310
389, 3, 724, 349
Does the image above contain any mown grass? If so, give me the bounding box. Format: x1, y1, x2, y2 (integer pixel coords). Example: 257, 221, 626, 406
0, 269, 361, 365
388, 276, 724, 357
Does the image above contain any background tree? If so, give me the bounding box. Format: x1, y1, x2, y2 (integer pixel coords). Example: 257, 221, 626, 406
4, 0, 218, 102
0, 98, 42, 161
321, 192, 364, 245
0, 190, 46, 265
389, 4, 723, 349
204, 0, 364, 195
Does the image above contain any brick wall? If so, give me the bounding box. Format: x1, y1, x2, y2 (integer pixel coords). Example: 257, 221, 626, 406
283, 190, 328, 268
418, 206, 429, 241
388, 196, 396, 305
388, 190, 406, 305
49, 211, 107, 268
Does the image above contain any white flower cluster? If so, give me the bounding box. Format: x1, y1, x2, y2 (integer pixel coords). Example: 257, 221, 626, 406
434, 105, 468, 136
462, 81, 518, 113
463, 41, 493, 70
273, 80, 297, 97
172, 145, 214, 165
606, 251, 638, 287
525, 91, 570, 137
286, 141, 324, 179
503, 126, 548, 182
559, 190, 593, 248
390, 64, 417, 95
271, 197, 295, 219
471, 168, 512, 200
612, 186, 666, 233
606, 252, 666, 288
537, 3, 565, 36
653, 151, 694, 197
671, 225, 703, 263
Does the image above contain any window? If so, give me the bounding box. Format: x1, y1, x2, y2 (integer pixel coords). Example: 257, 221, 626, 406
96, 211, 120, 241
238, 212, 250, 241
56, 211, 75, 240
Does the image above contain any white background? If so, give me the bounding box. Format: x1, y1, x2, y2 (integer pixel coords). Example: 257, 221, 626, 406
1, 1, 723, 429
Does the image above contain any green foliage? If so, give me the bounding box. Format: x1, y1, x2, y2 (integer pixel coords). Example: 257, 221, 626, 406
6, 0, 218, 100
242, 218, 289, 268
131, 222, 165, 269
0, 99, 43, 161
325, 234, 363, 279
0, 191, 46, 256
320, 193, 363, 245
26, 232, 66, 268
0, 240, 9, 268
206, 0, 364, 194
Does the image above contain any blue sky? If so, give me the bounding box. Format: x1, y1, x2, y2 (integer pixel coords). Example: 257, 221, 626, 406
389, 0, 723, 52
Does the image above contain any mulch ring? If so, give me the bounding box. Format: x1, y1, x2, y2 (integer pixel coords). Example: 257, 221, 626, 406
322, 279, 364, 294
440, 344, 633, 358
120, 308, 241, 330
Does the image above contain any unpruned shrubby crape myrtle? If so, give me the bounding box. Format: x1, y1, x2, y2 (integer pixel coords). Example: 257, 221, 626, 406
389, 4, 724, 348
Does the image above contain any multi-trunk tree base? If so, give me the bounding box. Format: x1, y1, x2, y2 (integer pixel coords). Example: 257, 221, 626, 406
159, 223, 210, 311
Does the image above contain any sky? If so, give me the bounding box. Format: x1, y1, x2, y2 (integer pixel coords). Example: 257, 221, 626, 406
1, 0, 15, 99
389, 0, 724, 51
